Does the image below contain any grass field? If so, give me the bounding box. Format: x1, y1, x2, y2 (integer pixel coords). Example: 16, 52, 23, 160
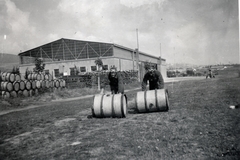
0, 65, 240, 160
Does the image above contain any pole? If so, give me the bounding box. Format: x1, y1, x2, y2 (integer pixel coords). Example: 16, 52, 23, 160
159, 43, 162, 72
160, 43, 162, 65
136, 29, 140, 82
136, 29, 139, 50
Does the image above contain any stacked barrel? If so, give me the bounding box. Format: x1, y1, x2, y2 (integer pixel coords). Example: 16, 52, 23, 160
1, 72, 66, 99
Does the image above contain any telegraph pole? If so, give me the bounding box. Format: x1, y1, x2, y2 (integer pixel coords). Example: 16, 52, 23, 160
136, 29, 140, 81
159, 43, 162, 72
160, 43, 162, 65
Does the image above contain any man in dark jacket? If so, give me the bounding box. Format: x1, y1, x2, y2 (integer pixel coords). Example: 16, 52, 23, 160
142, 66, 164, 91
101, 66, 124, 94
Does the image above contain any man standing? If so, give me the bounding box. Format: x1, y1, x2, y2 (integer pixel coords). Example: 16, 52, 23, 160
101, 66, 124, 94
206, 66, 213, 79
142, 65, 164, 91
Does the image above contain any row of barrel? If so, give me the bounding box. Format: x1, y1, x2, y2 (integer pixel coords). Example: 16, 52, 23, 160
1, 79, 66, 92
2, 87, 64, 99
0, 72, 53, 82
1, 72, 66, 99
1, 79, 66, 98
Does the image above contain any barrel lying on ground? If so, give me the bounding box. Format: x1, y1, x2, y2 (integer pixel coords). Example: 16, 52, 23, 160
135, 89, 169, 113
1, 82, 13, 92
92, 94, 127, 118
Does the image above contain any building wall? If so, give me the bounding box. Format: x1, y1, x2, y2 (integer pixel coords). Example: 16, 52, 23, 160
19, 57, 136, 78
119, 59, 136, 71
138, 54, 159, 64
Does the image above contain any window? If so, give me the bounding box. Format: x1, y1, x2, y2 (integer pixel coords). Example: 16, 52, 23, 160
54, 69, 59, 77
103, 65, 108, 70
80, 67, 86, 72
91, 66, 97, 71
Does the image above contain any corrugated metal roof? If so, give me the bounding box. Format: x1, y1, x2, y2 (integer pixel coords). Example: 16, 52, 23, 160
18, 38, 166, 61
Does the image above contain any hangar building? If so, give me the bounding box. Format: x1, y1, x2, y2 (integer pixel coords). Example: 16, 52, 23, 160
18, 38, 167, 80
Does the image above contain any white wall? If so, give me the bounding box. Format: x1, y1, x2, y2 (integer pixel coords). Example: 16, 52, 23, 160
19, 57, 136, 78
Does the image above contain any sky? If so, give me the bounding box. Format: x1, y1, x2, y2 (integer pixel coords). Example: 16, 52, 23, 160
0, 0, 239, 65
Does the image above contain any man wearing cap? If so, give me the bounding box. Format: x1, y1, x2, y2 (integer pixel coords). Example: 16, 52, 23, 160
142, 65, 164, 91
101, 66, 124, 94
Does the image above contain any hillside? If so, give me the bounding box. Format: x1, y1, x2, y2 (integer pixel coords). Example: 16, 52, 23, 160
0, 53, 20, 72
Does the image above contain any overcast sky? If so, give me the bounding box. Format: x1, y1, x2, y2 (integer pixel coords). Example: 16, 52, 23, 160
0, 0, 239, 65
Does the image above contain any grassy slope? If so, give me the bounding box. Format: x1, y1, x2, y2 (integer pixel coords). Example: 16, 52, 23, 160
0, 66, 240, 160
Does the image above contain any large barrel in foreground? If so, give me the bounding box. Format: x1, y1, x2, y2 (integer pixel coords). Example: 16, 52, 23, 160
135, 89, 169, 113
92, 94, 127, 118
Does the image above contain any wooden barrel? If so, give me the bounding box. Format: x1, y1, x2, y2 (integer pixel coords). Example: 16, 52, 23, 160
1, 72, 8, 81
54, 80, 60, 88
40, 73, 45, 80
44, 74, 49, 80
48, 74, 53, 81
31, 80, 36, 89
19, 80, 25, 91
18, 90, 23, 97
35, 89, 39, 95
1, 82, 13, 92
13, 82, 20, 92
36, 73, 41, 80
59, 79, 66, 88
10, 91, 17, 98
62, 79, 66, 87
31, 73, 36, 80
24, 80, 32, 90
49, 80, 53, 88
32, 73, 41, 80
135, 89, 169, 113
35, 80, 41, 89
6, 73, 15, 82
2, 91, 10, 99
92, 94, 127, 118
41, 80, 46, 88
45, 80, 50, 88
15, 74, 21, 81
27, 73, 33, 80
29, 89, 34, 96
22, 90, 29, 97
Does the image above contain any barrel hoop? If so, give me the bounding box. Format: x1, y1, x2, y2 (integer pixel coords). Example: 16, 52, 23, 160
120, 94, 125, 118
144, 91, 149, 112
165, 90, 169, 111
124, 94, 128, 109
155, 89, 160, 111
92, 96, 96, 117
111, 94, 116, 118
100, 94, 104, 117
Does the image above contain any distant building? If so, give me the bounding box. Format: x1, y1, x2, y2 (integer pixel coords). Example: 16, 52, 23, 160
18, 38, 167, 79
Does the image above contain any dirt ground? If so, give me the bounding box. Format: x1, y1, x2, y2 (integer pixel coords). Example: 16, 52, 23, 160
0, 66, 240, 160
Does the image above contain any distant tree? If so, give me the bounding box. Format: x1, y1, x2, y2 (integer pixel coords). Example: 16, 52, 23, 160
24, 67, 31, 79
74, 65, 79, 75
186, 69, 194, 76
33, 58, 45, 73
95, 58, 103, 69
11, 66, 20, 74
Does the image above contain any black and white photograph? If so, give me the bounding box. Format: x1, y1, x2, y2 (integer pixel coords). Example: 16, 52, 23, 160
0, 0, 239, 159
